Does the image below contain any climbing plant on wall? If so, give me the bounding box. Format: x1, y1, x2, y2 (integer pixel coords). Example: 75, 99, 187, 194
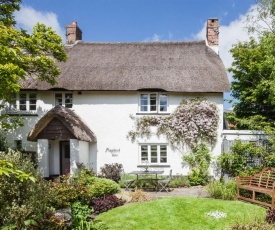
127, 98, 219, 149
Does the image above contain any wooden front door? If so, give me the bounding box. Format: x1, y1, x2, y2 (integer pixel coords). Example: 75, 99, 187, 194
60, 141, 70, 175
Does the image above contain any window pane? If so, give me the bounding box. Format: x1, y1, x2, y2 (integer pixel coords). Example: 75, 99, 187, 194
159, 94, 168, 112
29, 93, 37, 110
140, 94, 148, 111
55, 94, 62, 106
65, 93, 73, 108
160, 145, 167, 163
141, 145, 148, 162
19, 93, 26, 110
150, 145, 158, 163
150, 94, 157, 111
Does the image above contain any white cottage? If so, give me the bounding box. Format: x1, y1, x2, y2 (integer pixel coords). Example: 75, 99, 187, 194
5, 19, 230, 178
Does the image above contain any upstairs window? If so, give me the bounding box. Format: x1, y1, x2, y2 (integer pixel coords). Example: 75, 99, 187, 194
8, 93, 37, 111
140, 93, 168, 113
55, 93, 73, 108
140, 144, 168, 164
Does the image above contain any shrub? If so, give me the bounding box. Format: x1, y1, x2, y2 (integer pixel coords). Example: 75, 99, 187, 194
0, 150, 57, 229
231, 219, 274, 230
90, 195, 125, 214
206, 179, 237, 200
266, 208, 275, 224
100, 163, 123, 182
71, 201, 92, 229
183, 143, 211, 186
218, 140, 266, 177
48, 175, 79, 209
169, 176, 190, 188
87, 177, 120, 198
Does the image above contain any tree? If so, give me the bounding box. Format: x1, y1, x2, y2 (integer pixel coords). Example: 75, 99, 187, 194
229, 0, 275, 130
0, 0, 67, 130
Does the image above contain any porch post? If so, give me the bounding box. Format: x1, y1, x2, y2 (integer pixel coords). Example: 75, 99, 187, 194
37, 139, 49, 177
70, 139, 79, 175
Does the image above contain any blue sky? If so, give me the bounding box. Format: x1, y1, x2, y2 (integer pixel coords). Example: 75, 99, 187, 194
16, 0, 258, 109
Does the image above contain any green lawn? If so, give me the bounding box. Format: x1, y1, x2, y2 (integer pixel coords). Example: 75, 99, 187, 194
96, 197, 266, 230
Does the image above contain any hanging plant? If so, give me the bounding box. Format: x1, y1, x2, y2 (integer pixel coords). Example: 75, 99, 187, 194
127, 98, 219, 148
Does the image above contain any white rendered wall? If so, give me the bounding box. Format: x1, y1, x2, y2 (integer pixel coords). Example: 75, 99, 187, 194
73, 91, 224, 176
70, 139, 79, 174
79, 141, 90, 167
222, 130, 267, 142
37, 139, 49, 177
5, 91, 224, 176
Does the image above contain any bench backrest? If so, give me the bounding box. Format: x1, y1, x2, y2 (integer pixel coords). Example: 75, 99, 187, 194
250, 167, 275, 188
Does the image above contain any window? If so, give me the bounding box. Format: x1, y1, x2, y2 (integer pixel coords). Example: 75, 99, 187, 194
8, 93, 37, 111
55, 93, 73, 108
140, 144, 168, 164
140, 93, 168, 113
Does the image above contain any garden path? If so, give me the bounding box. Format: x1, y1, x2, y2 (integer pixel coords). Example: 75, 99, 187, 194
118, 186, 209, 202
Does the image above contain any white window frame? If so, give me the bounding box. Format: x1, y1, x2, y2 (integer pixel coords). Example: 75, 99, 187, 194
9, 92, 37, 111
54, 92, 73, 108
139, 144, 168, 164
139, 92, 168, 113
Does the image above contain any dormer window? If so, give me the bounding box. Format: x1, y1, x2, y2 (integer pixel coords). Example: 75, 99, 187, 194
140, 93, 168, 113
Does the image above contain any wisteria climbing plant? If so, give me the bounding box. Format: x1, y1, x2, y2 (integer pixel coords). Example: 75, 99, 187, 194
127, 98, 219, 149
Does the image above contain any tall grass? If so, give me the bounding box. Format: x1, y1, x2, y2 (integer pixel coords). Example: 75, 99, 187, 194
206, 179, 237, 200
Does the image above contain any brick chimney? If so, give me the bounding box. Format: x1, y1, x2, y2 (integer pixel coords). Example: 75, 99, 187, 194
66, 21, 82, 44
206, 18, 219, 54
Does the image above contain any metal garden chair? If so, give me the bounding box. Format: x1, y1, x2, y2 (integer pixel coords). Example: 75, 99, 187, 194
158, 169, 172, 192
121, 169, 135, 191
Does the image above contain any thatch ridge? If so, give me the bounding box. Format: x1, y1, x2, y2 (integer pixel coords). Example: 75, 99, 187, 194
27, 106, 97, 142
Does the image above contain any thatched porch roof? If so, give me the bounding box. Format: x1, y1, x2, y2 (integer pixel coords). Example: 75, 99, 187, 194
27, 106, 96, 143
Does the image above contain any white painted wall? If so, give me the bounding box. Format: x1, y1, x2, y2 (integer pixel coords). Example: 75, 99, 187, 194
70, 139, 79, 174
37, 139, 49, 177
5, 91, 224, 176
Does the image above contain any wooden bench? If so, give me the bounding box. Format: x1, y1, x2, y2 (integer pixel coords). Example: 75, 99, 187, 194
236, 167, 275, 208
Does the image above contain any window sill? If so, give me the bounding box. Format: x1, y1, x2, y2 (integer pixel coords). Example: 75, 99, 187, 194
4, 110, 38, 116
137, 165, 170, 168
136, 113, 170, 115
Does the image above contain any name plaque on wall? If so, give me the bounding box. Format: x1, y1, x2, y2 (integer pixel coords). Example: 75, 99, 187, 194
105, 148, 120, 157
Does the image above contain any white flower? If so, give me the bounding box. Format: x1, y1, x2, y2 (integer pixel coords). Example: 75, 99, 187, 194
206, 210, 227, 219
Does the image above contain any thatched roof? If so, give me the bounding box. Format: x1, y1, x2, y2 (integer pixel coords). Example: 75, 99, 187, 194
21, 40, 229, 92
27, 105, 97, 142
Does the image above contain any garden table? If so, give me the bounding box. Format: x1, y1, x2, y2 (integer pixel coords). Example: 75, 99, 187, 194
129, 170, 164, 192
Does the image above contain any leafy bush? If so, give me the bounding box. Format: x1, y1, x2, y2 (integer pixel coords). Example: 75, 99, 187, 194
206, 179, 237, 200
87, 177, 120, 198
0, 150, 59, 229
71, 201, 92, 229
231, 219, 274, 230
218, 140, 266, 177
90, 195, 125, 215
169, 176, 190, 188
266, 208, 275, 224
183, 143, 211, 186
100, 163, 123, 182
48, 175, 79, 209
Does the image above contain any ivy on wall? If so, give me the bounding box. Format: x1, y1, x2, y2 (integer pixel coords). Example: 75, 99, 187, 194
127, 98, 219, 148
